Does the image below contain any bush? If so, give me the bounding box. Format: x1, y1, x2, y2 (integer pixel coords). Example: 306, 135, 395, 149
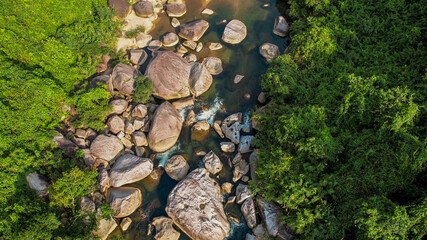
133, 75, 154, 104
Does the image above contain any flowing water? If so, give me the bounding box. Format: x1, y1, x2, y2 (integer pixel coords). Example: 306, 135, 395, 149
113, 0, 289, 239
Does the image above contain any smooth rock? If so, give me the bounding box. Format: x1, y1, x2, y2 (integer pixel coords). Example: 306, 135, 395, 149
134, 1, 154, 18
242, 198, 257, 229
196, 42, 203, 52
129, 49, 148, 65
256, 197, 293, 239
239, 135, 256, 153
145, 51, 191, 100
108, 0, 131, 18
26, 172, 49, 198
233, 74, 244, 84
120, 217, 132, 231
189, 62, 213, 96
152, 216, 180, 240
107, 115, 124, 134
90, 135, 123, 162
110, 154, 153, 187
132, 104, 148, 118
111, 63, 140, 95
273, 16, 289, 37
201, 8, 214, 15
184, 110, 196, 126
220, 142, 235, 152
161, 32, 179, 47
136, 32, 153, 48
213, 120, 224, 138
236, 184, 253, 204
165, 3, 187, 17
148, 39, 163, 51
110, 99, 128, 114
80, 196, 96, 213
191, 120, 211, 142
165, 155, 190, 181
166, 168, 230, 240
108, 187, 142, 218
203, 151, 223, 175
202, 57, 223, 75
183, 40, 197, 50
208, 42, 223, 50
132, 131, 148, 146
257, 92, 266, 103
259, 43, 280, 62
98, 168, 111, 193
222, 19, 247, 44
175, 43, 188, 54
172, 97, 194, 110
171, 17, 180, 27
178, 19, 209, 41
148, 101, 182, 152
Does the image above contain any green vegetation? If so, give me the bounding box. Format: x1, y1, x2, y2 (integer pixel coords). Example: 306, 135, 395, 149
124, 25, 146, 38
255, 0, 426, 239
133, 75, 154, 104
0, 0, 120, 238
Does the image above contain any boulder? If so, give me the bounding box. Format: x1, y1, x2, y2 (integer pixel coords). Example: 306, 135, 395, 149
239, 135, 256, 153
221, 182, 233, 194
171, 17, 180, 27
120, 217, 132, 231
178, 20, 210, 41
145, 51, 191, 100
26, 172, 49, 198
98, 168, 111, 193
132, 131, 148, 146
202, 57, 223, 75
134, 1, 154, 18
184, 110, 196, 126
166, 168, 230, 240
236, 184, 253, 204
108, 0, 131, 18
132, 104, 148, 118
259, 43, 280, 62
189, 62, 213, 97
220, 142, 235, 152
233, 158, 249, 182
136, 32, 153, 48
90, 135, 123, 162
80, 196, 96, 213
191, 120, 211, 142
52, 133, 79, 155
110, 154, 153, 187
172, 97, 194, 110
164, 155, 190, 181
203, 151, 223, 175
273, 16, 289, 37
161, 32, 179, 47
110, 99, 128, 114
108, 187, 142, 218
111, 63, 140, 95
257, 92, 266, 103
222, 20, 247, 44
152, 216, 181, 240
94, 208, 117, 240
129, 49, 148, 65
165, 3, 187, 17
256, 197, 293, 239
183, 40, 197, 50
233, 74, 244, 84
242, 198, 257, 229
148, 101, 182, 152
213, 120, 224, 138
107, 115, 125, 134
148, 40, 163, 51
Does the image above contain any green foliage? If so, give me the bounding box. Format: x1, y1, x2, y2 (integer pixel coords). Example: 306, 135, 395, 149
124, 26, 146, 38
256, 0, 427, 239
133, 75, 154, 104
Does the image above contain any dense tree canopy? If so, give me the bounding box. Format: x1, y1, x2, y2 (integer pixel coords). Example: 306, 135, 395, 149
255, 0, 426, 239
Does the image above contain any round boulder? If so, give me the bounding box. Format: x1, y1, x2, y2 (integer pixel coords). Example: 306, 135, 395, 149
111, 63, 140, 95
90, 135, 123, 162
259, 43, 280, 62
165, 155, 190, 181
202, 57, 223, 75
222, 20, 247, 44
191, 120, 211, 142
189, 62, 213, 97
108, 187, 142, 218
109, 154, 153, 187
165, 3, 187, 17
134, 1, 154, 18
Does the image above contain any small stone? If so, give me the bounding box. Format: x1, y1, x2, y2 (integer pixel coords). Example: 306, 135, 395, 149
259, 43, 280, 62
221, 182, 233, 194
162, 32, 179, 47
110, 99, 128, 114
120, 217, 132, 231
236, 184, 253, 204
239, 136, 256, 153
220, 142, 235, 152
203, 151, 223, 175
196, 42, 203, 52
176, 43, 188, 54
133, 118, 145, 130
148, 40, 162, 51
273, 16, 289, 37
183, 40, 197, 50
136, 32, 153, 48
202, 57, 223, 75
184, 53, 197, 62
233, 74, 244, 84
184, 110, 196, 126
213, 120, 224, 138
98, 168, 110, 193
165, 3, 187, 17
233, 159, 249, 182
242, 176, 250, 182
75, 129, 86, 139
227, 196, 236, 204
257, 92, 266, 103
124, 121, 135, 135
121, 137, 133, 148
201, 8, 214, 15
135, 146, 145, 157
132, 104, 148, 118
241, 198, 257, 229
244, 93, 251, 100
262, 3, 270, 7
208, 42, 223, 50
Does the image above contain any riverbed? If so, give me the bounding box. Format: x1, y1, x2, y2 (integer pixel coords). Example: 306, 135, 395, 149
113, 0, 288, 239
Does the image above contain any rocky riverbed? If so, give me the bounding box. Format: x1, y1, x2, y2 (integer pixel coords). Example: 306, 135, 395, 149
26, 0, 293, 239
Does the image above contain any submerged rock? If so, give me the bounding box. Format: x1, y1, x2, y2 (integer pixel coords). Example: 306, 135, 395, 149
165, 155, 190, 181
120, 217, 132, 231
203, 151, 223, 175
259, 43, 280, 62
109, 154, 153, 187
178, 19, 210, 41
152, 216, 181, 240
273, 16, 289, 37
145, 51, 191, 100
90, 135, 123, 162
166, 168, 230, 240
108, 187, 142, 218
222, 19, 247, 44
148, 101, 182, 152
191, 120, 211, 142
202, 57, 223, 75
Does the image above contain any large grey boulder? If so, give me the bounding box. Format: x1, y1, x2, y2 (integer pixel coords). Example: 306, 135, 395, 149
108, 187, 142, 218
109, 154, 153, 187
166, 168, 230, 240
189, 62, 213, 97
222, 20, 247, 44
164, 155, 190, 181
26, 172, 49, 198
148, 101, 182, 152
145, 51, 191, 100
108, 0, 131, 18
111, 63, 141, 95
256, 197, 293, 239
178, 20, 210, 41
203, 151, 223, 175
90, 135, 123, 162
152, 216, 181, 240
273, 16, 289, 37
259, 43, 280, 62
202, 57, 223, 75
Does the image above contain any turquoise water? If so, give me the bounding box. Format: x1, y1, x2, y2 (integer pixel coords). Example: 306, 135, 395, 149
116, 0, 289, 239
